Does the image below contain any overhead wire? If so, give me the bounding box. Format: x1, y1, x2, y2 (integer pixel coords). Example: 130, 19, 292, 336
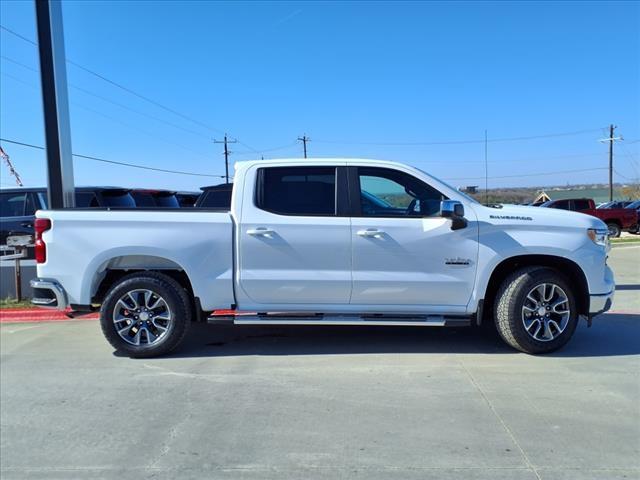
443, 167, 608, 182
313, 128, 605, 146
0, 138, 226, 178
0, 24, 267, 153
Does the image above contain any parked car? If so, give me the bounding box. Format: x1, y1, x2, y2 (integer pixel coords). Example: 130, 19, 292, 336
539, 198, 637, 237
1, 187, 135, 249
597, 200, 633, 210
31, 159, 614, 357
175, 191, 200, 207
625, 200, 640, 234
131, 189, 180, 208
195, 183, 233, 208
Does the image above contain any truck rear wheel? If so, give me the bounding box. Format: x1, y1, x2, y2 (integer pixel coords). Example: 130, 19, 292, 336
606, 222, 621, 238
100, 272, 192, 358
494, 267, 578, 354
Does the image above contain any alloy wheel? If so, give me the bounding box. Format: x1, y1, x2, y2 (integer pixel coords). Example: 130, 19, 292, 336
521, 283, 571, 342
112, 289, 172, 346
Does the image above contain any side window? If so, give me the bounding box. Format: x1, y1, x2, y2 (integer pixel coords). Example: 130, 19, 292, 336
573, 200, 591, 211
256, 167, 336, 216
552, 200, 570, 210
24, 193, 37, 216
0, 192, 27, 217
357, 167, 446, 217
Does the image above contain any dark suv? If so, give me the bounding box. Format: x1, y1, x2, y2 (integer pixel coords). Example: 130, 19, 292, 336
1, 187, 135, 247
131, 189, 180, 208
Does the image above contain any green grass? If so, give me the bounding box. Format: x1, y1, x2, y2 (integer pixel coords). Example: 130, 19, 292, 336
611, 236, 640, 244
0, 298, 33, 309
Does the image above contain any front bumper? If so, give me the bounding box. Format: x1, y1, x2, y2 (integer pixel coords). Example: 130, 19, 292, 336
30, 279, 68, 310
587, 263, 614, 319
589, 291, 614, 318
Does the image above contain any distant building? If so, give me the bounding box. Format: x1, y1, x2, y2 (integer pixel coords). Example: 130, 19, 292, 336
462, 185, 478, 194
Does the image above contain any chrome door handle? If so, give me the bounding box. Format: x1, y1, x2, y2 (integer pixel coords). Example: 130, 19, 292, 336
247, 227, 275, 236
357, 229, 384, 238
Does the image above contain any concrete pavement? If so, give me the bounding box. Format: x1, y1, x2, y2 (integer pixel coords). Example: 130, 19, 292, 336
1, 247, 638, 480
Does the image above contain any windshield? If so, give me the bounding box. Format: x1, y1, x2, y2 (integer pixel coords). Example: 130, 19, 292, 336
414, 166, 480, 205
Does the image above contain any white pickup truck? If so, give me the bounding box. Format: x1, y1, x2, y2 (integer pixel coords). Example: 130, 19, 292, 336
31, 159, 614, 357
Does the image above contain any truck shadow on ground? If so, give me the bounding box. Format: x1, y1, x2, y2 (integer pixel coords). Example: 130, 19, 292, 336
158, 312, 639, 359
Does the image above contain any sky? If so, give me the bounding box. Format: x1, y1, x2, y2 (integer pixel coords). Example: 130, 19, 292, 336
1, 0, 639, 191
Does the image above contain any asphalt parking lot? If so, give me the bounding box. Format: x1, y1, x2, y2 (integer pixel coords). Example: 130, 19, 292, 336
1, 246, 638, 480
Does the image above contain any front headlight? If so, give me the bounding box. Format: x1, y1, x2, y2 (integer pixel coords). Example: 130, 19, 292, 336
587, 228, 609, 248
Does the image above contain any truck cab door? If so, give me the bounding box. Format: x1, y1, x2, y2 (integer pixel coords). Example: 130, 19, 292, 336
236, 164, 352, 308
349, 166, 479, 312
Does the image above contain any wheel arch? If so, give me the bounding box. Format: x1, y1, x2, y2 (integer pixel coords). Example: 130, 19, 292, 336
481, 254, 589, 323
89, 254, 196, 306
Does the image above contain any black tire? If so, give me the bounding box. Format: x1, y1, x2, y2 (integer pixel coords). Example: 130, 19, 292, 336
494, 267, 578, 354
100, 272, 192, 358
606, 222, 621, 238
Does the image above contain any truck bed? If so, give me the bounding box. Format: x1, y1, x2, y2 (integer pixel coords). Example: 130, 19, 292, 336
36, 209, 235, 310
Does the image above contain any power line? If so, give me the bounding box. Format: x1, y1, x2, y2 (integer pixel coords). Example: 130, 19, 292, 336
1, 24, 266, 154
1, 69, 213, 160
233, 142, 299, 155
313, 128, 604, 146
0, 138, 226, 178
0, 53, 208, 139
613, 169, 636, 182
444, 167, 608, 182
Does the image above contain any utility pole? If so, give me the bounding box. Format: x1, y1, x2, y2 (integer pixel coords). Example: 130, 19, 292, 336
608, 125, 615, 202
297, 135, 309, 158
214, 134, 237, 184
599, 125, 621, 201
484, 130, 488, 205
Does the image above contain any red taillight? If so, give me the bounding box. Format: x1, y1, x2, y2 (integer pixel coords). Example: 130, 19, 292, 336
34, 218, 51, 264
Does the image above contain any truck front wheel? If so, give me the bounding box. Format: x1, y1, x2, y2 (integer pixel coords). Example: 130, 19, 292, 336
494, 267, 578, 354
100, 272, 192, 358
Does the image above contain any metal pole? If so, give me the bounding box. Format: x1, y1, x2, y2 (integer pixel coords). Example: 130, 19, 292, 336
608, 124, 615, 202
35, 0, 75, 209
224, 134, 229, 184
14, 257, 22, 302
484, 130, 488, 205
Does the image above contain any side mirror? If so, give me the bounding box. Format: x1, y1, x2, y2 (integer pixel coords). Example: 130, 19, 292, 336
440, 200, 467, 230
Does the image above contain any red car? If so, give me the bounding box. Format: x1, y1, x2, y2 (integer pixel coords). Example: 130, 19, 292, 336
540, 198, 638, 237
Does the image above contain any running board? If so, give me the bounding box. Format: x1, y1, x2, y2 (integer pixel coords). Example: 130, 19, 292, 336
221, 314, 470, 327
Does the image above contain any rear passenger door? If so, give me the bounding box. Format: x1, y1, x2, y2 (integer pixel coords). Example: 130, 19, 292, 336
237, 165, 352, 307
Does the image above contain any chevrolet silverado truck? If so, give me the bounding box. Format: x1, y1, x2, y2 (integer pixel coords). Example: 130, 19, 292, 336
30, 159, 614, 357
540, 198, 638, 237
